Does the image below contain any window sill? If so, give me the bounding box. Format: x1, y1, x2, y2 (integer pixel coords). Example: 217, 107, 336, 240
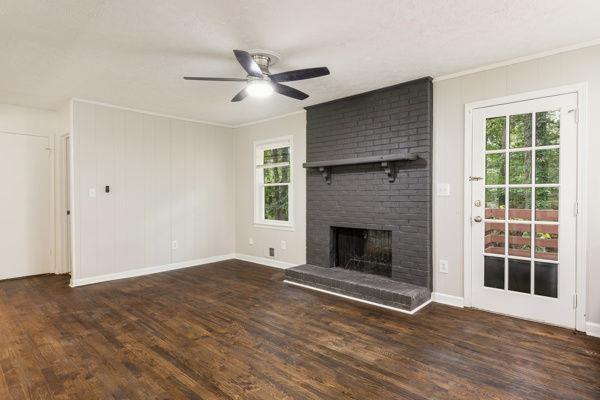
253, 222, 295, 232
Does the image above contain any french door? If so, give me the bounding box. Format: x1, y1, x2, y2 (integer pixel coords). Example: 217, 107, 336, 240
470, 93, 578, 328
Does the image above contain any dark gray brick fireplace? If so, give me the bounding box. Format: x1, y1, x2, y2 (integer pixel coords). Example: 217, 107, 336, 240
285, 77, 433, 311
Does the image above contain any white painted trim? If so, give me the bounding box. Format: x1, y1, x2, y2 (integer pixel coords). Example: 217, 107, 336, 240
434, 39, 600, 82
71, 98, 307, 129
586, 321, 600, 338
284, 280, 432, 315
231, 110, 306, 129
463, 83, 589, 331
234, 253, 297, 269
432, 292, 464, 308
71, 98, 231, 128
70, 254, 235, 287
68, 99, 77, 286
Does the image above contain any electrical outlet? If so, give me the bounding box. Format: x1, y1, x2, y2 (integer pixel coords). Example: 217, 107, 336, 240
89, 188, 96, 198
249, 237, 254, 245
171, 240, 178, 250
280, 240, 286, 250
436, 184, 450, 196
439, 259, 449, 274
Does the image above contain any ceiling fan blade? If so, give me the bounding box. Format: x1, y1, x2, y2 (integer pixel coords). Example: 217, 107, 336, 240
231, 88, 248, 102
184, 77, 247, 82
233, 50, 263, 78
272, 83, 309, 100
269, 67, 330, 82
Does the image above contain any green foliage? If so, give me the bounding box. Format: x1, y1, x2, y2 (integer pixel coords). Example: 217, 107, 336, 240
536, 149, 559, 184
486, 153, 505, 184
486, 117, 505, 150
509, 114, 532, 148
264, 186, 288, 221
509, 151, 531, 184
263, 147, 290, 164
263, 146, 290, 221
536, 110, 560, 146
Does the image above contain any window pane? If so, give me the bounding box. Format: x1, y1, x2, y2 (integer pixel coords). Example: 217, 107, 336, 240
508, 259, 531, 293
486, 117, 505, 150
264, 185, 289, 221
509, 151, 531, 184
535, 187, 559, 221
484, 256, 504, 289
508, 223, 531, 257
535, 262, 558, 298
509, 114, 532, 149
535, 148, 559, 184
508, 188, 531, 221
536, 110, 560, 146
484, 222, 505, 255
486, 153, 505, 184
264, 166, 290, 183
263, 146, 290, 164
485, 188, 505, 220
535, 224, 558, 261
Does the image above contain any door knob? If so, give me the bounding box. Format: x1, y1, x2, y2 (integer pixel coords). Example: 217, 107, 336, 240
473, 216, 482, 223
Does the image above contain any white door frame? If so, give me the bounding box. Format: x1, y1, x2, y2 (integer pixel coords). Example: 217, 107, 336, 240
463, 83, 588, 331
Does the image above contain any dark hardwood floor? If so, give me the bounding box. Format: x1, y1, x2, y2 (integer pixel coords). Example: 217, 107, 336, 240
0, 260, 598, 399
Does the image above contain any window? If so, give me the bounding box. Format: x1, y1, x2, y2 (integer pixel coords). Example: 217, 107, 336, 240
254, 137, 293, 228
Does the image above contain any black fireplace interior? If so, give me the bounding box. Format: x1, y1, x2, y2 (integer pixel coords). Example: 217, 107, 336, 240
331, 227, 392, 277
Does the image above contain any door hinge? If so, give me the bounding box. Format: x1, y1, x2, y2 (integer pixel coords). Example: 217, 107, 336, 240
573, 294, 578, 309
569, 108, 579, 124
574, 201, 579, 216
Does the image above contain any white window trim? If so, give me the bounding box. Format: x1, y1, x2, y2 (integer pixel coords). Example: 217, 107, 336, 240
253, 136, 294, 230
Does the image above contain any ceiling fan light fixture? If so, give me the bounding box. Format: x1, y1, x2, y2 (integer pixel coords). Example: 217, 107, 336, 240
246, 80, 273, 98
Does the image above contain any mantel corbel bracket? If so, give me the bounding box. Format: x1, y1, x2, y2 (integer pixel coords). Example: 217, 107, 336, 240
381, 161, 397, 183
318, 166, 331, 184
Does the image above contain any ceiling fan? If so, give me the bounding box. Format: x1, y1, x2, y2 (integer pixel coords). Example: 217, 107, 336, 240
184, 50, 330, 102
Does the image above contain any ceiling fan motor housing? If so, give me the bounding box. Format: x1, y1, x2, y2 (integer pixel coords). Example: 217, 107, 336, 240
249, 50, 281, 75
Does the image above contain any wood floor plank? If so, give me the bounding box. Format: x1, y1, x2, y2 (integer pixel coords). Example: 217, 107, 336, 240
0, 260, 598, 399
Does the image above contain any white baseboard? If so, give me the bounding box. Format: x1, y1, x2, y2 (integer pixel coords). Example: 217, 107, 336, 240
70, 253, 236, 287
284, 280, 432, 315
234, 253, 298, 269
586, 321, 600, 338
432, 292, 465, 308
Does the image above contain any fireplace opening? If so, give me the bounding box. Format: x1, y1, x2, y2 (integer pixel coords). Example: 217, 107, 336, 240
331, 227, 392, 277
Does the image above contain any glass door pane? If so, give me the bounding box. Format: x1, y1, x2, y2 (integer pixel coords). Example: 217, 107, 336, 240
483, 110, 561, 297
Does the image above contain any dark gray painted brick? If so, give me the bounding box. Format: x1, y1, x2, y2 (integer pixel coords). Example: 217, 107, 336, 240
304, 78, 433, 290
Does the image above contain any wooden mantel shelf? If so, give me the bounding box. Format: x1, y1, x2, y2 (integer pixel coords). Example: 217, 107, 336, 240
302, 153, 419, 184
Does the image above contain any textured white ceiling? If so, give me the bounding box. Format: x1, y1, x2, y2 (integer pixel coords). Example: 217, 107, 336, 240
1, 0, 600, 125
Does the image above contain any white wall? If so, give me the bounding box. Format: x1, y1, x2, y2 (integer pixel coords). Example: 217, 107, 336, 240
0, 103, 59, 136
234, 112, 307, 267
433, 45, 600, 324
71, 100, 235, 284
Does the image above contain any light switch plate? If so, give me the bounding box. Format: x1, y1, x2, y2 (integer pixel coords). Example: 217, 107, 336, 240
248, 237, 254, 245
437, 183, 450, 196
171, 240, 178, 250
280, 240, 286, 250
439, 259, 449, 274
89, 188, 96, 198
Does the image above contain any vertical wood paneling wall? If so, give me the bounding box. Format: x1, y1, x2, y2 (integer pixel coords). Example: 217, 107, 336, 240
72, 101, 235, 282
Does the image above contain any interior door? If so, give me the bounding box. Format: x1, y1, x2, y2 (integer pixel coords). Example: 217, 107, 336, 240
0, 132, 52, 280
470, 93, 578, 328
